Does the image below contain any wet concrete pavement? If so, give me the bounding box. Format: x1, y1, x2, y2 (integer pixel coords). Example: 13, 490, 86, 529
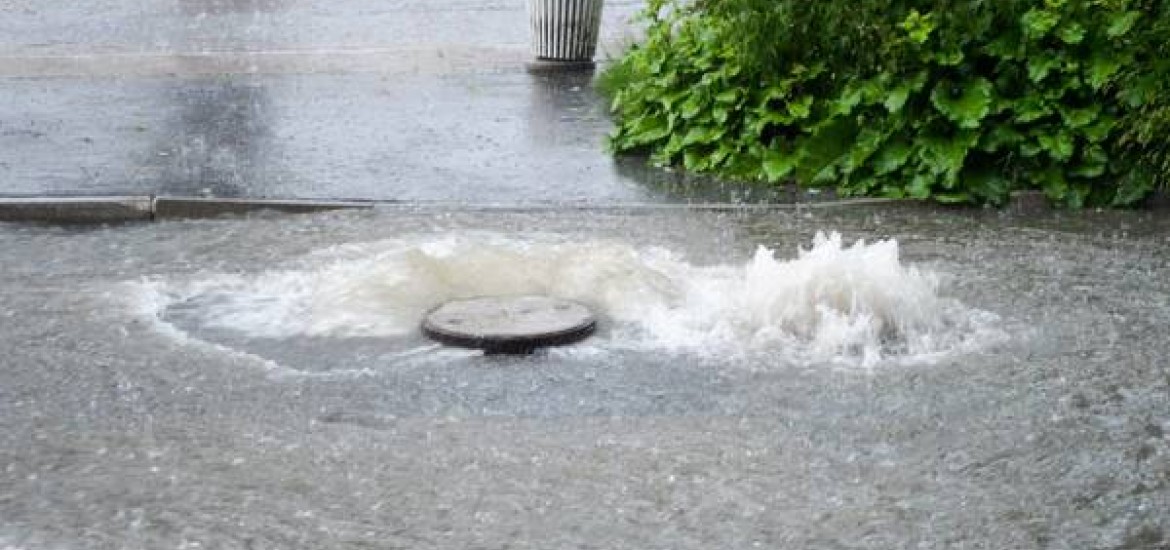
1, 0, 657, 202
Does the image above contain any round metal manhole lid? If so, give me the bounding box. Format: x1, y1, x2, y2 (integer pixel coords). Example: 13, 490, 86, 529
422, 295, 596, 353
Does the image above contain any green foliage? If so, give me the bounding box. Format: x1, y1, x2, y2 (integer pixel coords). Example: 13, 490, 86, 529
602, 0, 1170, 207
1116, 4, 1170, 193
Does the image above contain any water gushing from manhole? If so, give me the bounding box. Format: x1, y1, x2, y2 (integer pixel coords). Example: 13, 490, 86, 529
134, 231, 1003, 368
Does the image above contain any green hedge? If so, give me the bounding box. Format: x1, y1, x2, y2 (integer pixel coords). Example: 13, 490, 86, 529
602, 0, 1170, 206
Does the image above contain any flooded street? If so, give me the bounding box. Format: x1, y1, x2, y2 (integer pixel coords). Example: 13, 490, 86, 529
2, 205, 1169, 549
3, 0, 1170, 547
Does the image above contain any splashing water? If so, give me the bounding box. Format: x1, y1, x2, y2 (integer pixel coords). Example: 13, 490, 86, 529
129, 231, 1003, 367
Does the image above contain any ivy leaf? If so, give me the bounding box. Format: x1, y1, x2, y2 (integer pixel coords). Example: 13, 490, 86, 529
979, 125, 1026, 152
1028, 53, 1062, 82
679, 95, 703, 119
1086, 53, 1122, 90
758, 108, 796, 127
1117, 74, 1155, 108
846, 128, 887, 172
786, 95, 814, 119
931, 48, 964, 66
1113, 165, 1154, 206
833, 82, 866, 116
841, 173, 878, 194
833, 79, 879, 115
1058, 104, 1099, 128
681, 125, 721, 147
908, 172, 935, 199
683, 149, 708, 171
884, 86, 911, 114
930, 78, 994, 129
727, 145, 765, 179
884, 72, 927, 114
1036, 129, 1075, 162
1013, 94, 1053, 123
986, 31, 1024, 61
963, 168, 1011, 204
761, 83, 792, 104
1020, 139, 1044, 158
1106, 11, 1141, 38
1070, 144, 1108, 178
762, 148, 798, 182
1021, 9, 1060, 39
713, 105, 730, 125
625, 114, 671, 145
1036, 167, 1068, 200
650, 89, 671, 111
901, 9, 936, 44
1082, 114, 1116, 143
1082, 144, 1109, 165
1069, 164, 1107, 179
917, 131, 975, 182
609, 92, 625, 115
715, 90, 739, 105
661, 132, 686, 158
873, 139, 913, 175
710, 143, 734, 168
796, 117, 856, 184
1058, 22, 1086, 44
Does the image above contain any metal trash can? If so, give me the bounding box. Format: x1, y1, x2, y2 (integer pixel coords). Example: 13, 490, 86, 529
527, 0, 604, 71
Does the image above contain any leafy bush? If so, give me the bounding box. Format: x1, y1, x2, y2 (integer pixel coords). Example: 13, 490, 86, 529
603, 0, 1170, 206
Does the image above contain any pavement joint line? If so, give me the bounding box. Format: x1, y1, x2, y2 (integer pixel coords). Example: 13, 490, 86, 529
363, 198, 904, 211
0, 196, 907, 224
19, 193, 1167, 222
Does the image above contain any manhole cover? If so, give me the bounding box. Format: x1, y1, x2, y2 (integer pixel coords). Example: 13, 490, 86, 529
422, 295, 596, 354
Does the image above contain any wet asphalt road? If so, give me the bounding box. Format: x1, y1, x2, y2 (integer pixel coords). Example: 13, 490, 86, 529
2, 206, 1170, 549
0, 0, 654, 202
4, 1, 1170, 549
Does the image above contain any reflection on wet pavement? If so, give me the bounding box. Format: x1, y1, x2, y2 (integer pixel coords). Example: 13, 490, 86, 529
0, 0, 657, 203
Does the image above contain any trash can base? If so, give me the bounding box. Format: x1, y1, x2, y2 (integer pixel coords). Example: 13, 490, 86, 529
525, 59, 596, 74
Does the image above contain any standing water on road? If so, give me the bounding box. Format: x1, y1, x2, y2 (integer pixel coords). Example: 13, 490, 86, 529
2, 205, 1169, 549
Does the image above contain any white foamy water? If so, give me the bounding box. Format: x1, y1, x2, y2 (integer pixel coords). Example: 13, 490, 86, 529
128, 231, 1004, 367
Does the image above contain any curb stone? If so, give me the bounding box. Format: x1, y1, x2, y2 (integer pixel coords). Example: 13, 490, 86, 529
152, 197, 372, 219
0, 196, 153, 223
0, 196, 372, 224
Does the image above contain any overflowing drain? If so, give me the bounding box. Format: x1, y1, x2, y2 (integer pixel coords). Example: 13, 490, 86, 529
421, 295, 596, 354
133, 231, 1008, 369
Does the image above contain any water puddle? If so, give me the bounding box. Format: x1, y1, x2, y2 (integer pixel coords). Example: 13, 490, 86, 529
128, 231, 1005, 373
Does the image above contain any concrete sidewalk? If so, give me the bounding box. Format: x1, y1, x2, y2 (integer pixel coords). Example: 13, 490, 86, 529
0, 0, 649, 203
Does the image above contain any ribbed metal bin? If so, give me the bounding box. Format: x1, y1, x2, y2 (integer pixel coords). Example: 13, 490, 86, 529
528, 0, 604, 62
